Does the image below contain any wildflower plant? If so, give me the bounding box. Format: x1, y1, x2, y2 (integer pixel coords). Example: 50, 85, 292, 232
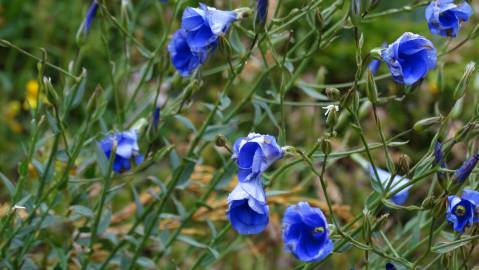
1, 0, 479, 269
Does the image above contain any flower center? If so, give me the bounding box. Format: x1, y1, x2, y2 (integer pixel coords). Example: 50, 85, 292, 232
455, 205, 466, 217
313, 226, 324, 234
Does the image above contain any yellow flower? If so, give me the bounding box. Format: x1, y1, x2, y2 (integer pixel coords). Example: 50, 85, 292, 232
4, 101, 22, 134
23, 80, 48, 110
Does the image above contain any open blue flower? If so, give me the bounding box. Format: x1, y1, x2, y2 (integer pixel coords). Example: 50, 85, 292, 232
381, 32, 437, 85
282, 202, 334, 262
454, 154, 479, 183
227, 178, 269, 234
369, 165, 410, 205
447, 189, 479, 233
168, 29, 209, 76
181, 3, 237, 52
425, 0, 473, 37
98, 130, 144, 173
232, 133, 283, 182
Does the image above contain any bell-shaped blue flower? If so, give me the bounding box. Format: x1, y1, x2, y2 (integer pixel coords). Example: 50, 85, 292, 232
425, 0, 473, 37
446, 189, 479, 233
98, 130, 144, 173
282, 202, 334, 262
227, 177, 269, 234
381, 32, 437, 85
454, 154, 479, 183
168, 29, 209, 76
232, 133, 283, 182
181, 3, 237, 52
369, 166, 410, 205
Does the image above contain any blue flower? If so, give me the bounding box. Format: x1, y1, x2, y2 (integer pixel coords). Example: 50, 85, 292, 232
454, 154, 479, 183
181, 3, 237, 52
425, 0, 473, 37
153, 106, 160, 129
435, 141, 447, 177
168, 29, 209, 76
381, 32, 437, 85
368, 59, 381, 76
282, 202, 334, 262
386, 263, 396, 270
84, 0, 99, 34
369, 165, 410, 205
232, 133, 283, 182
169, 3, 237, 76
256, 0, 269, 24
98, 130, 144, 173
447, 189, 479, 233
227, 178, 269, 234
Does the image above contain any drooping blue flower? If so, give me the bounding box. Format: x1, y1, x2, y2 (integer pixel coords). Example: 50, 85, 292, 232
98, 130, 144, 173
168, 29, 209, 76
425, 0, 473, 37
227, 177, 269, 234
446, 189, 479, 233
454, 154, 479, 183
169, 3, 237, 76
181, 3, 237, 52
84, 0, 99, 34
369, 165, 410, 205
153, 106, 161, 129
282, 202, 334, 262
380, 32, 437, 85
232, 133, 284, 182
256, 0, 269, 24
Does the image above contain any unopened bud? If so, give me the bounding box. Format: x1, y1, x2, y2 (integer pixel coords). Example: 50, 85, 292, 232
215, 134, 228, 147
321, 139, 332, 155
453, 62, 475, 100
325, 88, 341, 100
396, 154, 411, 175
413, 116, 442, 132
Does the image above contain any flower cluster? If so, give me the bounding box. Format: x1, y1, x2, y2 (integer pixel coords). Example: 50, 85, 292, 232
227, 133, 283, 234
168, 3, 237, 76
425, 0, 473, 37
447, 189, 479, 233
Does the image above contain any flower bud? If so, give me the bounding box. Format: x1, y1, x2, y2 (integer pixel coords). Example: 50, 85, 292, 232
215, 134, 228, 147
321, 139, 332, 155
453, 154, 479, 184
325, 88, 341, 101
453, 62, 475, 100
396, 154, 411, 175
413, 116, 442, 132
